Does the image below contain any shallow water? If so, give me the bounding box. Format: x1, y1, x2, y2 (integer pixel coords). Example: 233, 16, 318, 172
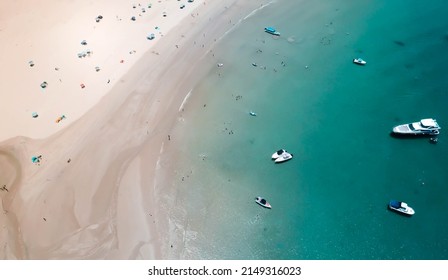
159, 0, 448, 259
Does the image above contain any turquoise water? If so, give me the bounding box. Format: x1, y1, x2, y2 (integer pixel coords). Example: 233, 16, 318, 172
160, 0, 448, 259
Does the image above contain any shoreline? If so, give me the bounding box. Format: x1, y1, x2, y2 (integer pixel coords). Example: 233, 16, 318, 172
0, 0, 265, 259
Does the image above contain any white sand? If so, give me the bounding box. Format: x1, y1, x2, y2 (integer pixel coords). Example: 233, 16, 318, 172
0, 0, 264, 259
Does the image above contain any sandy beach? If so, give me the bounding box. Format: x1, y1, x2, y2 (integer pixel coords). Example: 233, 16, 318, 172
0, 0, 264, 259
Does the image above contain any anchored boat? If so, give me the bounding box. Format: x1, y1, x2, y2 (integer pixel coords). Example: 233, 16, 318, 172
388, 200, 415, 216
392, 118, 440, 136
353, 58, 366, 65
255, 197, 272, 209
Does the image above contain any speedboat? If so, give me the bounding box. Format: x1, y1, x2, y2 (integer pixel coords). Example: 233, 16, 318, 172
271, 149, 286, 160
255, 197, 271, 209
275, 152, 293, 163
392, 118, 440, 136
264, 27, 280, 36
388, 200, 415, 216
353, 58, 366, 65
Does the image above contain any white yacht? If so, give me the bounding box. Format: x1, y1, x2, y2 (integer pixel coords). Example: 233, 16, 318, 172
392, 118, 440, 136
353, 58, 366, 65
388, 200, 415, 216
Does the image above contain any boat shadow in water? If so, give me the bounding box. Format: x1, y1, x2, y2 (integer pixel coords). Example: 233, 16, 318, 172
389, 132, 437, 140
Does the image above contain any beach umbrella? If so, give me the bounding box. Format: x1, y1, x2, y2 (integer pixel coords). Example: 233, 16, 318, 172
32, 112, 38, 118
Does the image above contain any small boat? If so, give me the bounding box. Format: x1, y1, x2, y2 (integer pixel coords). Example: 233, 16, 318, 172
388, 200, 415, 216
264, 27, 280, 36
249, 111, 257, 116
392, 118, 441, 136
353, 58, 366, 65
429, 137, 438, 144
255, 197, 271, 209
275, 152, 293, 163
271, 149, 286, 160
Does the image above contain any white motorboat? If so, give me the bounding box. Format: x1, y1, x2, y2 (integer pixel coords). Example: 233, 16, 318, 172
392, 118, 440, 136
388, 200, 415, 216
275, 152, 293, 163
255, 197, 272, 209
271, 149, 286, 160
353, 58, 366, 65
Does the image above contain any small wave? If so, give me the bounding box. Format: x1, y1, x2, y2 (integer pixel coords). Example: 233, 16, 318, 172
179, 89, 193, 112
154, 142, 165, 172
216, 1, 277, 44
243, 1, 276, 20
